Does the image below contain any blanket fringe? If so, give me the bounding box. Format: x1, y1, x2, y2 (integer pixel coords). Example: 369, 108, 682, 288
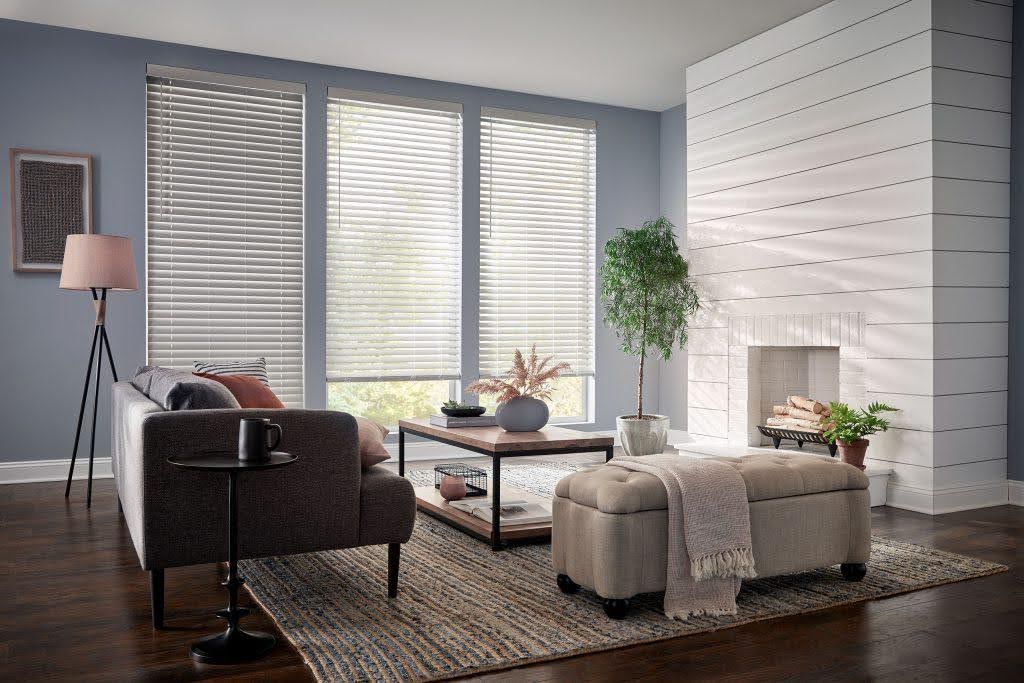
691, 548, 757, 581
665, 605, 739, 621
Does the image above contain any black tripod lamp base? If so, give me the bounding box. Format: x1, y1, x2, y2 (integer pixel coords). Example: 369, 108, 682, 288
188, 627, 276, 664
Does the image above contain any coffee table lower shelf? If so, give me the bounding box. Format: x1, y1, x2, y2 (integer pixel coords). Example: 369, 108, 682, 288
413, 486, 551, 545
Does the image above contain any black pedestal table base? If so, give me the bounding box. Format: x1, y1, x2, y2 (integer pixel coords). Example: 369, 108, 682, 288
167, 452, 296, 664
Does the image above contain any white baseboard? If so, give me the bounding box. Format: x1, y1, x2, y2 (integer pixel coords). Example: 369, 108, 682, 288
887, 480, 1010, 515
1009, 480, 1024, 506
0, 457, 113, 485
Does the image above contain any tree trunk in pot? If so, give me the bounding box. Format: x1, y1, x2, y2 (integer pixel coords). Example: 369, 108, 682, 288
616, 415, 669, 457
837, 438, 869, 470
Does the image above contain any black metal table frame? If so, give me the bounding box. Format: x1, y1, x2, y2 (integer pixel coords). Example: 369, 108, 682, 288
398, 426, 613, 550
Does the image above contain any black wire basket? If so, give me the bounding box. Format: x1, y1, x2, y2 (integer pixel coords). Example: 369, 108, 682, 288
433, 463, 487, 497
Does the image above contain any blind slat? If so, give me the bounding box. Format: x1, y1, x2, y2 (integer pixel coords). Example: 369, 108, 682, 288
146, 72, 305, 406
326, 92, 462, 382
479, 110, 596, 378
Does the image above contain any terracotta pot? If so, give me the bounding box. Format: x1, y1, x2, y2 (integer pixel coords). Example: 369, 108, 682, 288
439, 475, 468, 501
837, 438, 870, 470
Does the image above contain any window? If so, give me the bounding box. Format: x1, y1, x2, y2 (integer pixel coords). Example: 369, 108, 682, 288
479, 108, 596, 420
146, 66, 305, 406
325, 89, 463, 424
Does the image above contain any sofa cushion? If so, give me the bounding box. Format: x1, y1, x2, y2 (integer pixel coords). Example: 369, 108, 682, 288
131, 365, 240, 411
193, 358, 270, 386
194, 372, 284, 409
355, 416, 390, 468
555, 453, 868, 514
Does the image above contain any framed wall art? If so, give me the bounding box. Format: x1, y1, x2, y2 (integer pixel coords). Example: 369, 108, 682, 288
9, 148, 92, 272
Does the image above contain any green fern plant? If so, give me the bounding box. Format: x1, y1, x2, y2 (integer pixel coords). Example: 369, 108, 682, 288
823, 402, 899, 444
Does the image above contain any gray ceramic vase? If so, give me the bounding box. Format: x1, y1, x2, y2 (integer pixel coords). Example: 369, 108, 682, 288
495, 397, 549, 432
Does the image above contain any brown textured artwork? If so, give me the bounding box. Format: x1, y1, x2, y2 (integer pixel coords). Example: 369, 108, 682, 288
20, 160, 84, 262
9, 149, 91, 272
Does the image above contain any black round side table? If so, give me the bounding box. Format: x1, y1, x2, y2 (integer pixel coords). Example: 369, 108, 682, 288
167, 451, 298, 664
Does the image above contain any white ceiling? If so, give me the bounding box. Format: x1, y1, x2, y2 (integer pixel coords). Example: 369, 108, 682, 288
0, 0, 832, 111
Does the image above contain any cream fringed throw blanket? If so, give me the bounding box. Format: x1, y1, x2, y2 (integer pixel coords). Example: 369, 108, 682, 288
608, 455, 756, 619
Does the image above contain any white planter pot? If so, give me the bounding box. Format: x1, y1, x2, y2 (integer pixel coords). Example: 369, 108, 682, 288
616, 414, 669, 457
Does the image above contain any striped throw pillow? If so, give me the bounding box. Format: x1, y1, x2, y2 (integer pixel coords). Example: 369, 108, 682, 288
193, 358, 270, 387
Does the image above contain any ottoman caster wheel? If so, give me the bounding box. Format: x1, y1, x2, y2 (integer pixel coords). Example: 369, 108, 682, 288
602, 598, 631, 619
841, 563, 867, 582
556, 574, 580, 594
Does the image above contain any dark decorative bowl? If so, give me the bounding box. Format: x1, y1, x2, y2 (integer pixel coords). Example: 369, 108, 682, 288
440, 406, 487, 417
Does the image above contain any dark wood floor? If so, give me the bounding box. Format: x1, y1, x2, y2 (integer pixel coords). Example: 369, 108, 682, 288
2, 479, 1022, 681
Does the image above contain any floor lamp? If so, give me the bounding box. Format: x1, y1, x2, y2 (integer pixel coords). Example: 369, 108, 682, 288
60, 234, 138, 507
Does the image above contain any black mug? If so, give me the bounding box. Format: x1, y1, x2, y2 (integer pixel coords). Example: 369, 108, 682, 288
238, 418, 282, 462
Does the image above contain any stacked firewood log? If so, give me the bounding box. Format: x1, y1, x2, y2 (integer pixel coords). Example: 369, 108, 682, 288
764, 395, 833, 433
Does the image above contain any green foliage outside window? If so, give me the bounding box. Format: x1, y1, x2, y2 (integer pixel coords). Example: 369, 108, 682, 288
328, 376, 586, 427
476, 376, 586, 422
328, 380, 452, 427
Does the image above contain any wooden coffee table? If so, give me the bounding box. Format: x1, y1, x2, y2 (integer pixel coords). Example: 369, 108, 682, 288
398, 419, 614, 550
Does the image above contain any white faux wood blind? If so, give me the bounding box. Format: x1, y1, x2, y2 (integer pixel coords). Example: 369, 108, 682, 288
479, 108, 596, 377
326, 89, 462, 381
146, 67, 305, 406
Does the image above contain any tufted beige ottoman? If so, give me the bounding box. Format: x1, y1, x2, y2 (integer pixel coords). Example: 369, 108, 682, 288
552, 453, 871, 618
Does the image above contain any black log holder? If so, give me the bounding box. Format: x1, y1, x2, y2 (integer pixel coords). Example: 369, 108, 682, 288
757, 425, 837, 458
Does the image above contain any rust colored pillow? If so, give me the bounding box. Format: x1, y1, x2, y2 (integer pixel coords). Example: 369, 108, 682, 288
355, 416, 390, 468
194, 372, 285, 409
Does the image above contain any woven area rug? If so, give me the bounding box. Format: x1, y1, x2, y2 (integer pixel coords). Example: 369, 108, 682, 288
240, 462, 1006, 682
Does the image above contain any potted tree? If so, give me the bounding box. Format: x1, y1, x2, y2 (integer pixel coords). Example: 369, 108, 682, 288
823, 402, 899, 470
599, 217, 699, 456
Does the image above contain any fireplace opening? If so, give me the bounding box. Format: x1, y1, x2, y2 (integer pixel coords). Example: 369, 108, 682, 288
746, 346, 839, 447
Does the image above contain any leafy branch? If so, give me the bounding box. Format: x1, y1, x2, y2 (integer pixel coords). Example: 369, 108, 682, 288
599, 217, 699, 418
823, 401, 899, 444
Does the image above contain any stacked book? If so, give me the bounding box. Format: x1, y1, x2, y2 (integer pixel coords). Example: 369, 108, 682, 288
429, 414, 497, 428
447, 498, 552, 527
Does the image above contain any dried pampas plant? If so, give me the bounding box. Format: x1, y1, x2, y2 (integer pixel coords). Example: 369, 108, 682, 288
466, 345, 571, 404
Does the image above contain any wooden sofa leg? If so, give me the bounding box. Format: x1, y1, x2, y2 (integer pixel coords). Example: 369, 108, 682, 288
150, 569, 165, 629
388, 543, 400, 598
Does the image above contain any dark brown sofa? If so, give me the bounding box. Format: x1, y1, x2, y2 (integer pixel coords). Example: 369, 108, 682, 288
111, 381, 416, 627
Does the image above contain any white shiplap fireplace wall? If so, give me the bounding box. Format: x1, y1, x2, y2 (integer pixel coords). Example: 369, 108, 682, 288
684, 0, 1011, 514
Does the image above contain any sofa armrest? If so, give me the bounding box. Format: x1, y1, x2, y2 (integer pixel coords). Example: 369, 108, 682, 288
132, 408, 362, 569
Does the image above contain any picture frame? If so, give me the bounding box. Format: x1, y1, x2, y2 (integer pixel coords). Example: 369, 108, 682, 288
9, 148, 93, 273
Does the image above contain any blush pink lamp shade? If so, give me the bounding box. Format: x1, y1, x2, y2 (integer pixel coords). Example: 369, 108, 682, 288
59, 234, 138, 291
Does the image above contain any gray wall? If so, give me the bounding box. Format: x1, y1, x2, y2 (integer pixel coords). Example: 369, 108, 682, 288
1011, 5, 1023, 482
656, 103, 687, 429
0, 19, 661, 464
